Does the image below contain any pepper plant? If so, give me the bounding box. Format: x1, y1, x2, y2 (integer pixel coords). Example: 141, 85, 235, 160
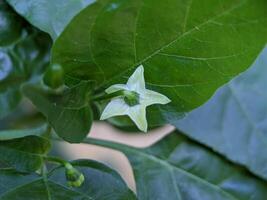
1, 0, 267, 199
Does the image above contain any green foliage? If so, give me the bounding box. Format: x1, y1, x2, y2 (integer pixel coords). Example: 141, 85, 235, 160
1, 0, 267, 198
0, 124, 51, 172
52, 0, 267, 127
0, 3, 51, 119
22, 82, 94, 143
85, 131, 267, 200
176, 47, 267, 180
0, 0, 23, 46
6, 0, 95, 40
0, 123, 48, 140
0, 160, 136, 199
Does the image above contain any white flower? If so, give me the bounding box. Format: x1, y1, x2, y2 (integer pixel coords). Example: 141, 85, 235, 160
100, 65, 171, 132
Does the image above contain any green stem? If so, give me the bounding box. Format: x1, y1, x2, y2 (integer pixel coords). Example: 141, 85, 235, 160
41, 162, 48, 176
41, 163, 52, 199
44, 156, 69, 166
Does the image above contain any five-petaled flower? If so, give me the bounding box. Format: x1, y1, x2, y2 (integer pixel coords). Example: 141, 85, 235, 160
100, 65, 171, 132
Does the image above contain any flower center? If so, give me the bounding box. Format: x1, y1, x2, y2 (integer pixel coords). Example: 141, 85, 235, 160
123, 90, 140, 106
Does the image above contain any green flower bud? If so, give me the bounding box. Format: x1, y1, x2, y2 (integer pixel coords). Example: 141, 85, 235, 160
43, 63, 64, 89
123, 90, 140, 106
65, 163, 85, 187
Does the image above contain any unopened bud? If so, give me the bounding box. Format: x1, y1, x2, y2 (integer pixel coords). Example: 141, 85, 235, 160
64, 163, 85, 187
43, 63, 64, 89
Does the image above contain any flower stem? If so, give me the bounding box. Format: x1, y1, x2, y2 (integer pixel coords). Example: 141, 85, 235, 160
43, 155, 85, 188
44, 156, 69, 166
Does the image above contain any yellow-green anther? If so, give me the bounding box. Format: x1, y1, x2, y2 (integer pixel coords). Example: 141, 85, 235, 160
100, 65, 171, 132
64, 163, 85, 188
43, 63, 64, 89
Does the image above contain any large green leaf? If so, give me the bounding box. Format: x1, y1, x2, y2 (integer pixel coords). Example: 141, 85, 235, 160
85, 131, 267, 200
0, 160, 136, 200
22, 81, 93, 143
6, 0, 96, 40
0, 0, 51, 119
0, 124, 51, 172
175, 47, 267, 181
52, 0, 267, 127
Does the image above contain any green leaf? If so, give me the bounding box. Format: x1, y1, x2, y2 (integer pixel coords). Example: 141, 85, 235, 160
22, 81, 94, 143
0, 169, 38, 193
0, 124, 51, 172
52, 0, 267, 127
0, 1, 24, 118
0, 29, 51, 119
0, 0, 52, 119
0, 0, 23, 46
0, 88, 21, 120
0, 124, 48, 140
175, 47, 267, 181
0, 105, 46, 130
0, 160, 136, 199
6, 0, 96, 40
84, 131, 267, 200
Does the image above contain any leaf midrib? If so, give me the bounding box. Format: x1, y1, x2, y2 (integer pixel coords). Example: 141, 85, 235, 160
128, 147, 239, 200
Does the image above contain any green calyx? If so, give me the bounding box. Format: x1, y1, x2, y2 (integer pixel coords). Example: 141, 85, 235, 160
64, 163, 85, 187
123, 90, 140, 106
43, 63, 64, 89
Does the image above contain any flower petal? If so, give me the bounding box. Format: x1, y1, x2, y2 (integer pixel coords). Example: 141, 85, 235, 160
100, 99, 129, 120
127, 105, 147, 132
126, 65, 146, 94
105, 84, 128, 94
142, 89, 171, 106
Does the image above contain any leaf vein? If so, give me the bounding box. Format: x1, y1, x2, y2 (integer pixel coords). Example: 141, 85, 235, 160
96, 0, 248, 90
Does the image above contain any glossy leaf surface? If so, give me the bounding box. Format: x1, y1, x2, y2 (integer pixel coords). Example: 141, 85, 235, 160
0, 124, 50, 172
53, 0, 267, 126
6, 0, 96, 40
85, 132, 267, 200
175, 47, 267, 180
0, 160, 136, 200
22, 82, 93, 143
